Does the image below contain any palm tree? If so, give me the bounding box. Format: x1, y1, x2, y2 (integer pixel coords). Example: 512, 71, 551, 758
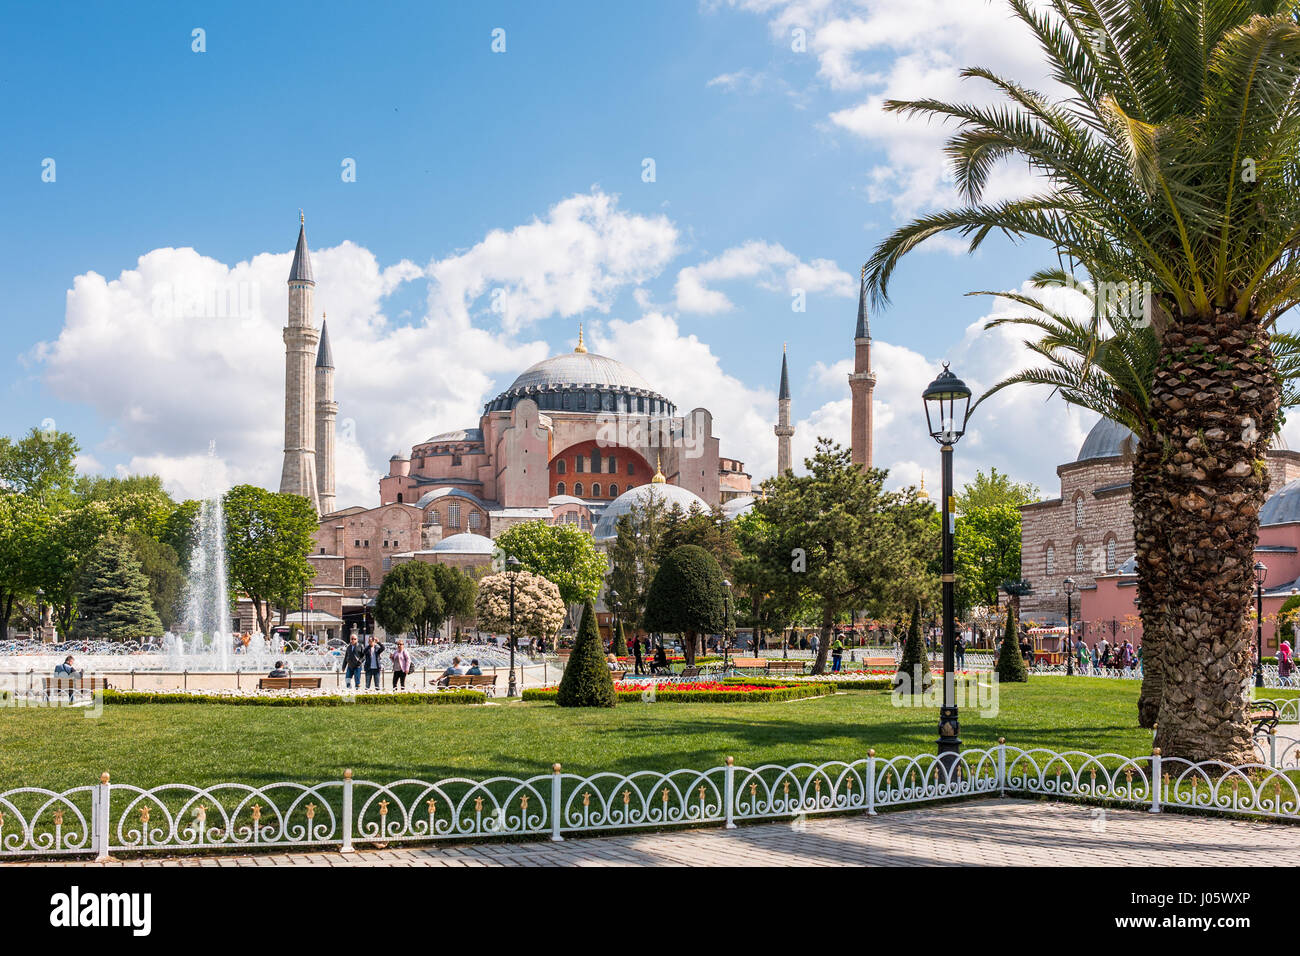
867, 0, 1300, 761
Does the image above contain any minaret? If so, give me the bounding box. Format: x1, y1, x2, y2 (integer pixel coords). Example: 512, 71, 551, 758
279, 212, 321, 511
315, 316, 337, 515
849, 264, 877, 471
774, 344, 795, 475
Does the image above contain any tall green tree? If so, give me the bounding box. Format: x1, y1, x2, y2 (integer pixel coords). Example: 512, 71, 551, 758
956, 468, 1040, 511
493, 520, 606, 610
123, 530, 185, 630
0, 427, 78, 506
996, 603, 1028, 684
742, 439, 936, 674
865, 0, 1300, 762
373, 562, 443, 642
223, 485, 318, 637
605, 491, 671, 629
732, 508, 804, 653
644, 544, 728, 666
72, 534, 163, 641
894, 601, 932, 694
954, 504, 1023, 611
0, 495, 46, 639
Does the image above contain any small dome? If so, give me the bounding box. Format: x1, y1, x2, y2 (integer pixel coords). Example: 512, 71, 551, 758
1077, 418, 1138, 462
593, 483, 709, 540
424, 428, 482, 444
548, 494, 588, 507
1261, 478, 1300, 526
415, 487, 488, 509
430, 533, 496, 554
721, 495, 755, 519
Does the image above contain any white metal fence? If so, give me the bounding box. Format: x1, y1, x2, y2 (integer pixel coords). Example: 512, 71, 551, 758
5, 742, 1300, 860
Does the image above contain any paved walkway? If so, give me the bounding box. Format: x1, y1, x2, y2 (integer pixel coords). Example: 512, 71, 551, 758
14, 799, 1300, 866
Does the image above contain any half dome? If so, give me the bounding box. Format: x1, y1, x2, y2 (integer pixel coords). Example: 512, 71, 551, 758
593, 482, 709, 540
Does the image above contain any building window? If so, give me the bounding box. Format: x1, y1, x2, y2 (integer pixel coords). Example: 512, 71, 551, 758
469, 511, 482, 531
1075, 496, 1084, 529
397, 493, 403, 503
1075, 542, 1084, 572
609, 483, 619, 497
344, 566, 370, 588
592, 483, 602, 497
452, 454, 462, 466
574, 482, 584, 497
1046, 545, 1055, 576
628, 462, 635, 475
1106, 538, 1116, 571
576, 456, 585, 473
448, 503, 461, 528
557, 459, 566, 475
354, 539, 360, 548
609, 456, 617, 473
382, 557, 392, 571
556, 481, 565, 496
426, 510, 440, 526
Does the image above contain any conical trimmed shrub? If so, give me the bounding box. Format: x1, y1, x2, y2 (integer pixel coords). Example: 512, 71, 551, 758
997, 603, 1028, 683
613, 618, 629, 656
556, 600, 617, 707
893, 601, 931, 694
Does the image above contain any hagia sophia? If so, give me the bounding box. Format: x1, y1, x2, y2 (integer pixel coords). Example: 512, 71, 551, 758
254, 217, 877, 638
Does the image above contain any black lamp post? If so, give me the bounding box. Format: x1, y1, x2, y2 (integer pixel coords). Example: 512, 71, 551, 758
721, 578, 733, 669
1255, 561, 1268, 689
1064, 576, 1076, 676
922, 362, 972, 764
507, 555, 522, 697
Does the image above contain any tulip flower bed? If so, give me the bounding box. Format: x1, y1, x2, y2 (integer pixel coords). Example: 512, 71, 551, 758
523, 680, 834, 704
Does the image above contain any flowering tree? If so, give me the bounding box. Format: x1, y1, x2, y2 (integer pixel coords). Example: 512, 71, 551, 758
475, 569, 566, 643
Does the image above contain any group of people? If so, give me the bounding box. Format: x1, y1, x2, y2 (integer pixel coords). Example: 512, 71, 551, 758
1075, 637, 1141, 672
338, 634, 419, 689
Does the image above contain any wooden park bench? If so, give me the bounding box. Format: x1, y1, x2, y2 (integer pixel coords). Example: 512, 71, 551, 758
609, 670, 628, 681
1249, 700, 1280, 737
765, 659, 806, 676
445, 674, 498, 696
679, 666, 702, 681
257, 676, 323, 690
43, 675, 110, 698
729, 657, 766, 670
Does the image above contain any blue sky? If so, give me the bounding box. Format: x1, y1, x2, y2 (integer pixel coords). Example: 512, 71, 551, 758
1, 0, 1121, 503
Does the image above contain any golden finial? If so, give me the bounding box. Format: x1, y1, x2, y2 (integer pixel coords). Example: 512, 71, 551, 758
300, 209, 304, 225
783, 341, 787, 353
652, 454, 666, 484
574, 323, 587, 353
918, 472, 929, 500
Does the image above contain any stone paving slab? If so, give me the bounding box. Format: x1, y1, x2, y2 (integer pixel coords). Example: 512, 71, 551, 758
10, 799, 1300, 867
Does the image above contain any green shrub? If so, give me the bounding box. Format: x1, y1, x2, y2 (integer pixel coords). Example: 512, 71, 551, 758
525, 683, 833, 704
101, 689, 485, 706
893, 601, 931, 694
996, 603, 1028, 683
613, 619, 629, 657
555, 599, 617, 707
643, 544, 727, 665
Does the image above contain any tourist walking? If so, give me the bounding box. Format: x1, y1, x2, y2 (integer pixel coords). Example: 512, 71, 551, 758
363, 635, 385, 689
391, 639, 412, 690
342, 634, 366, 689
1280, 639, 1294, 687
831, 637, 844, 673
955, 633, 966, 669
810, 633, 820, 657
632, 634, 644, 675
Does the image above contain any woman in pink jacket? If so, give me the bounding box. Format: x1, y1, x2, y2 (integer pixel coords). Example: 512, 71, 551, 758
391, 639, 413, 690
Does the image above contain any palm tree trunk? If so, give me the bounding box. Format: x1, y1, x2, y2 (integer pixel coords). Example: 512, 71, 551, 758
1149, 311, 1278, 763
1132, 442, 1165, 728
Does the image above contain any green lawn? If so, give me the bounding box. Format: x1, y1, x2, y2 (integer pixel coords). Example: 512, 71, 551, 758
0, 679, 1163, 791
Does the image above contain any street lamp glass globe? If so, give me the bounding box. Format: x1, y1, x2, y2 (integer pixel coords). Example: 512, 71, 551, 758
921, 363, 972, 446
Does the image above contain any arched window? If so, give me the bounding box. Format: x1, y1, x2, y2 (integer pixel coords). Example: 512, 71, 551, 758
557, 459, 566, 474
556, 481, 566, 496
1075, 542, 1085, 572
425, 509, 440, 526
468, 511, 482, 531
1045, 545, 1055, 576
592, 483, 602, 497
574, 482, 584, 497
344, 566, 371, 588
448, 503, 461, 528
1106, 537, 1116, 571
396, 493, 403, 503
1074, 496, 1084, 528
609, 483, 619, 497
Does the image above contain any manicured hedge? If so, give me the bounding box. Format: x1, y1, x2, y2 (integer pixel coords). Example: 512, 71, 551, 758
101, 689, 486, 707
524, 683, 834, 704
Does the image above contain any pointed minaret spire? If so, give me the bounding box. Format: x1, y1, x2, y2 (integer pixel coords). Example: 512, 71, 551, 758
289, 215, 314, 284
574, 322, 588, 353
316, 315, 334, 368
849, 263, 877, 472
775, 344, 795, 475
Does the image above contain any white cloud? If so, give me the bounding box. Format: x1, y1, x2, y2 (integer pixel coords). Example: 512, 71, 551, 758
723, 0, 1056, 217
788, 280, 1099, 494
428, 190, 679, 335
675, 240, 855, 313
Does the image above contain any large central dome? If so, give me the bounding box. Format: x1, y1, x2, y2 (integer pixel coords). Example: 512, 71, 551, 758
484, 336, 676, 416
